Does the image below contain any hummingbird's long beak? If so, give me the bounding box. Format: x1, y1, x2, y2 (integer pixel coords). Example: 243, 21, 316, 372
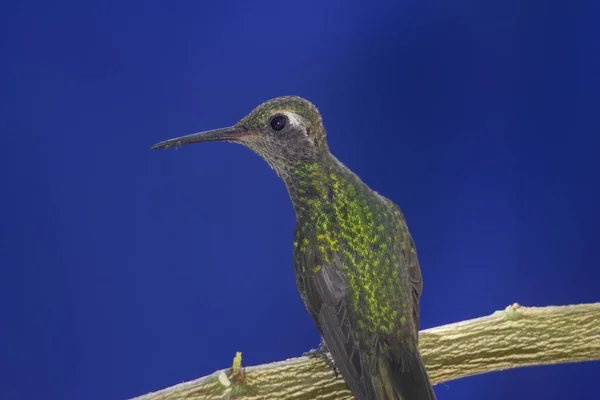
151, 126, 248, 150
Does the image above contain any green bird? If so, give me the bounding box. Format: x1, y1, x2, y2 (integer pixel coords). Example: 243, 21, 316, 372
152, 96, 436, 400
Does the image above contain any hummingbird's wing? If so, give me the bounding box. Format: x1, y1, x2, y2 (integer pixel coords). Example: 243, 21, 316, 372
294, 245, 373, 399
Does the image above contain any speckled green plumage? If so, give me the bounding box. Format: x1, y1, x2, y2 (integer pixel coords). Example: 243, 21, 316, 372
288, 151, 434, 399
292, 160, 413, 335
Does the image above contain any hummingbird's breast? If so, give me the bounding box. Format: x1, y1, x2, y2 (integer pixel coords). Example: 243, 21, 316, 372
290, 158, 413, 336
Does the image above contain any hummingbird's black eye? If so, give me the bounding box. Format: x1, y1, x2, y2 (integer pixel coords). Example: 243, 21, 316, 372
270, 115, 287, 131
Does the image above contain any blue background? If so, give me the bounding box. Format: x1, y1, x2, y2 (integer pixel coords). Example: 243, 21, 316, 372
2, 1, 599, 399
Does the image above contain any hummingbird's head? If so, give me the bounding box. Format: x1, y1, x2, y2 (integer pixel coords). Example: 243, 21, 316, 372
151, 96, 329, 176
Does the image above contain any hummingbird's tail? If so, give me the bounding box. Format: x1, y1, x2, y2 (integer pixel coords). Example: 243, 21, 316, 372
374, 349, 436, 400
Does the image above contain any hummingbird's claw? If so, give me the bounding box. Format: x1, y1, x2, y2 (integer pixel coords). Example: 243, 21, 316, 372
303, 338, 339, 378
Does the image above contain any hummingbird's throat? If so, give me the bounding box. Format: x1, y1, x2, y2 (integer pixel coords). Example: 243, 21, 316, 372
283, 156, 362, 224
284, 161, 330, 213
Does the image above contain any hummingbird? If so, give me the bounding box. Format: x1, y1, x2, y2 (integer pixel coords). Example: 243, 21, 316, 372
152, 96, 436, 400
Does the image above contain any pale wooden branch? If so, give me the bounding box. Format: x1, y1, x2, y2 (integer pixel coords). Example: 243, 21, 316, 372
131, 303, 600, 400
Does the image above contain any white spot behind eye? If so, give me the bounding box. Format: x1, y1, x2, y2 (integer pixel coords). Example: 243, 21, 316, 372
284, 113, 309, 136
285, 112, 302, 128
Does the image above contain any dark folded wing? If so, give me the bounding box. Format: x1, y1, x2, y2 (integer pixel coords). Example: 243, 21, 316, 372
295, 246, 373, 400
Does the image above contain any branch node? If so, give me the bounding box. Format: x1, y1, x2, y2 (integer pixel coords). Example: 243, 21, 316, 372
217, 371, 231, 388
499, 302, 524, 321
229, 351, 246, 385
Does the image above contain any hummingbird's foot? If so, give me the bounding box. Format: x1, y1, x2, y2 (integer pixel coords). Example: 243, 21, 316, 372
303, 338, 339, 378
